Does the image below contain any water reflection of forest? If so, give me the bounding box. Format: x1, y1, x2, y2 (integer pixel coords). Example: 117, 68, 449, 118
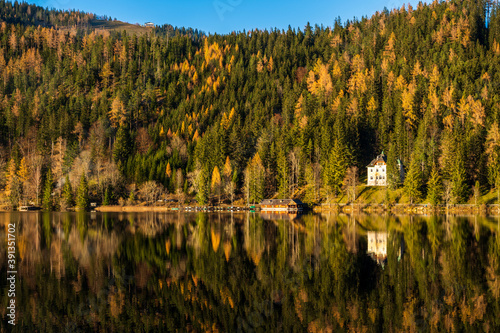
1, 212, 500, 331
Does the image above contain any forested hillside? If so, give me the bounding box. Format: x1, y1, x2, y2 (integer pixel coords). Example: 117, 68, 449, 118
1, 0, 500, 209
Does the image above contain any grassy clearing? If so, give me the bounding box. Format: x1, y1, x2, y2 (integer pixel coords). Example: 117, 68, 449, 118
351, 186, 500, 205
89, 19, 153, 35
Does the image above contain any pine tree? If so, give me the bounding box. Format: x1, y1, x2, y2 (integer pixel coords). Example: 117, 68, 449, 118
42, 170, 53, 211
303, 162, 316, 205
17, 157, 28, 204
128, 189, 135, 204
76, 173, 89, 211
103, 186, 111, 206
451, 149, 468, 204
426, 164, 442, 206
62, 175, 73, 208
323, 138, 349, 199
276, 148, 289, 199
404, 155, 422, 204
113, 125, 131, 165
386, 138, 401, 189
244, 153, 265, 204
196, 168, 209, 205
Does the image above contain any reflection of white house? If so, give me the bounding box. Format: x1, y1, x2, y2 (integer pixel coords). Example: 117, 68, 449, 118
367, 231, 387, 262
367, 152, 405, 186
367, 152, 387, 186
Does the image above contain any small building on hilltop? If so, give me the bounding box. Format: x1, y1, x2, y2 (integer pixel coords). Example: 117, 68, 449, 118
367, 152, 405, 186
144, 22, 155, 27
259, 199, 304, 212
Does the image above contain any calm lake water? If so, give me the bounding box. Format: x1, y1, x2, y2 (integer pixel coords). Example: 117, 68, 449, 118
1, 212, 500, 332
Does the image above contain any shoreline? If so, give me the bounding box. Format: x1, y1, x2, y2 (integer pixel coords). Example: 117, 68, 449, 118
313, 203, 500, 216
1, 203, 499, 216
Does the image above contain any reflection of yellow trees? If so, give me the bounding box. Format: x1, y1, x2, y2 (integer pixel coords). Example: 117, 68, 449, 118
108, 287, 125, 318
427, 216, 442, 259
458, 292, 487, 326
402, 295, 418, 333
294, 288, 309, 323
8, 211, 500, 330
223, 241, 231, 261
304, 215, 321, 259
136, 213, 168, 237
165, 239, 171, 255
487, 236, 500, 299
211, 228, 220, 252
331, 304, 345, 328
244, 214, 265, 266
429, 301, 441, 332
135, 262, 152, 289
50, 240, 64, 280
342, 215, 358, 254
219, 287, 234, 309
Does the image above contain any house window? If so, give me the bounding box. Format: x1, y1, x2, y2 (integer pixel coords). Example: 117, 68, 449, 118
370, 176, 373, 180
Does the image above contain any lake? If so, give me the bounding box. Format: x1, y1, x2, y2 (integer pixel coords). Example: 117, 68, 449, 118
1, 212, 500, 332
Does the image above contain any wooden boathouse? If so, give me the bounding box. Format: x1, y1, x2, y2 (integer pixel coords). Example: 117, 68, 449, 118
259, 199, 304, 212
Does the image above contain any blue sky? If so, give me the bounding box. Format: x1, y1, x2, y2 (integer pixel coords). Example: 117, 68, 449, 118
29, 0, 423, 34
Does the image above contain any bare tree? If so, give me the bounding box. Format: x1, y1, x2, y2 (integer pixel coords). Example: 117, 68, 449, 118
187, 164, 201, 195
89, 120, 108, 161
313, 163, 322, 202
136, 127, 153, 154
138, 181, 164, 205
443, 180, 452, 212
176, 168, 184, 205
0, 158, 5, 191
51, 137, 66, 183
170, 136, 188, 162
342, 166, 358, 203
288, 147, 300, 196
28, 154, 43, 205
225, 179, 235, 205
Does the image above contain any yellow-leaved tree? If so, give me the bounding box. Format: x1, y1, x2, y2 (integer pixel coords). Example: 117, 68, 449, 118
166, 162, 172, 178
109, 95, 126, 128
18, 157, 29, 205
211, 165, 221, 206
401, 81, 417, 129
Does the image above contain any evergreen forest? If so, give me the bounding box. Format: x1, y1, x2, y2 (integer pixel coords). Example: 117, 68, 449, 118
1, 0, 500, 209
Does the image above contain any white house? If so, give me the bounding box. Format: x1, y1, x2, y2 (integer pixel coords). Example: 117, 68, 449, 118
367, 152, 387, 186
367, 152, 405, 186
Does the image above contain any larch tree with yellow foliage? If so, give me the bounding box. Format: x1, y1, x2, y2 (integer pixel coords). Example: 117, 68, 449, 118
211, 165, 221, 206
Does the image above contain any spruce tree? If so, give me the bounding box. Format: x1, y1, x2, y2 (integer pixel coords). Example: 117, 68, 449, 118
276, 148, 289, 199
451, 149, 468, 204
323, 138, 349, 199
196, 168, 209, 205
404, 155, 422, 204
62, 175, 73, 208
113, 125, 131, 165
42, 170, 53, 211
386, 138, 401, 189
76, 173, 89, 211
426, 164, 442, 206
103, 186, 111, 206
